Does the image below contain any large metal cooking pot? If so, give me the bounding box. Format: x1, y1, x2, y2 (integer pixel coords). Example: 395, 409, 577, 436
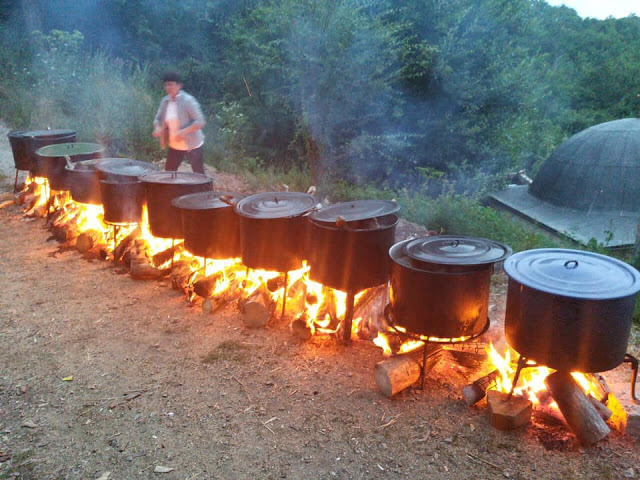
100, 180, 146, 224
139, 171, 213, 239
8, 129, 76, 173
96, 158, 159, 182
35, 142, 105, 191
172, 191, 245, 259
65, 159, 102, 205
504, 248, 640, 372
307, 200, 400, 292
388, 235, 512, 339
235, 192, 317, 272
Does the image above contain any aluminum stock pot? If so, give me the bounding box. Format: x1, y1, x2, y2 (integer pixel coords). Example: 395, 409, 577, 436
388, 235, 512, 339
504, 248, 640, 372
235, 192, 316, 272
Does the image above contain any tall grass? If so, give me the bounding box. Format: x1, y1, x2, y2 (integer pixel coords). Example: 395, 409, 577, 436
0, 31, 160, 161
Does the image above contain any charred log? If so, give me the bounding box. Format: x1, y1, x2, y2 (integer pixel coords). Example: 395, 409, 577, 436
462, 370, 500, 406
130, 259, 171, 280
113, 227, 141, 264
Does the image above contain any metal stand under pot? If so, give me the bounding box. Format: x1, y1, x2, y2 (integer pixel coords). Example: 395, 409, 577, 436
386, 235, 512, 386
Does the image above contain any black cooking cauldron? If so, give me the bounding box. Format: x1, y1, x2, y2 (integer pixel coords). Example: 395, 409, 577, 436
388, 235, 512, 340
504, 248, 640, 372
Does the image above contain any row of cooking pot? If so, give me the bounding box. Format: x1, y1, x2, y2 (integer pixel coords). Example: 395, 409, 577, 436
141, 174, 640, 375
27, 148, 640, 375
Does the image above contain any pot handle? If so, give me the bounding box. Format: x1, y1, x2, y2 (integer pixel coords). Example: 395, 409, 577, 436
564, 260, 579, 269
64, 155, 74, 170
218, 194, 236, 206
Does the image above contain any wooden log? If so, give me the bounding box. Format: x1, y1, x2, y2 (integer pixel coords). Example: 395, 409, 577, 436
211, 277, 242, 312
25, 204, 47, 218
151, 242, 184, 267
487, 390, 533, 431
267, 274, 287, 292
374, 345, 443, 398
170, 260, 196, 291
314, 287, 338, 329
0, 199, 14, 210
241, 284, 276, 328
76, 229, 104, 253
121, 242, 140, 268
545, 371, 611, 445
52, 223, 79, 242
587, 394, 613, 421
462, 370, 500, 406
291, 314, 313, 341
130, 259, 170, 280
193, 272, 224, 298
285, 277, 307, 317
13, 191, 33, 206
113, 226, 141, 264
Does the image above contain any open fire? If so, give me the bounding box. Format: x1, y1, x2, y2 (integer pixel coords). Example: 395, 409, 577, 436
4, 171, 638, 448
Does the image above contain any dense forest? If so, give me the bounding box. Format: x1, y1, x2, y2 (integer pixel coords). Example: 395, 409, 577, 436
1, 0, 640, 198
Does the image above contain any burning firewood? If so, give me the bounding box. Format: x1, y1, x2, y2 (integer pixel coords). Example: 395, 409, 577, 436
113, 227, 141, 264
170, 260, 197, 292
52, 223, 80, 243
210, 276, 242, 312
486, 390, 533, 431
240, 283, 276, 328
151, 242, 184, 267
76, 229, 104, 253
545, 371, 611, 445
130, 258, 171, 280
462, 370, 500, 406
267, 274, 287, 292
284, 277, 307, 319
193, 272, 225, 299
374, 344, 443, 398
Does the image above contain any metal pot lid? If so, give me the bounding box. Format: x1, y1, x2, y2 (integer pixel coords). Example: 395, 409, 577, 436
405, 235, 512, 266
172, 191, 245, 210
504, 248, 640, 299
96, 158, 159, 178
235, 192, 316, 219
138, 171, 212, 185
35, 142, 105, 157
23, 129, 76, 138
309, 199, 400, 223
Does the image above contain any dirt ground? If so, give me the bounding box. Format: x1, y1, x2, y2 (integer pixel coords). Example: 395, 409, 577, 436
1, 131, 640, 480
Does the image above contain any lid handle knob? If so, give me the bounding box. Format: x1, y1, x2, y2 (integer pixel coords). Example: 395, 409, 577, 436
450, 239, 460, 248
564, 260, 579, 269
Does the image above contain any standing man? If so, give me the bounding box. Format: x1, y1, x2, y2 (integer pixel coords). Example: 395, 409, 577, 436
152, 71, 206, 174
